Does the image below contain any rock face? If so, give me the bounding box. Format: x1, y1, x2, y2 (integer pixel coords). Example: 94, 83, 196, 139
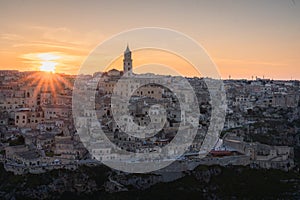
0, 165, 110, 199
192, 166, 222, 183
0, 163, 211, 199
0, 164, 300, 199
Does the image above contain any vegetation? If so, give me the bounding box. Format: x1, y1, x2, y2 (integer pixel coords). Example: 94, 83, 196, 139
45, 151, 54, 157
1, 163, 299, 200
8, 135, 25, 146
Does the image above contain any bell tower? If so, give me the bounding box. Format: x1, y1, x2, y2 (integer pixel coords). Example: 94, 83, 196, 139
123, 44, 132, 76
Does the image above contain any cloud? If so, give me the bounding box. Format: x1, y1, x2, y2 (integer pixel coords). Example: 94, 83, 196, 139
0, 33, 24, 41
216, 58, 288, 67
20, 51, 84, 73
12, 41, 88, 52
27, 25, 106, 47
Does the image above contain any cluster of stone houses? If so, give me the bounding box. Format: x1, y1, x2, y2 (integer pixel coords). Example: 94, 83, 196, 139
0, 46, 299, 174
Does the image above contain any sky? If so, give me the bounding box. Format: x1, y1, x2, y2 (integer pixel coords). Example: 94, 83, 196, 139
0, 0, 299, 79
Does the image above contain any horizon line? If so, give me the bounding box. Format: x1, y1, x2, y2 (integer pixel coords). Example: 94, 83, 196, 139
0, 69, 299, 81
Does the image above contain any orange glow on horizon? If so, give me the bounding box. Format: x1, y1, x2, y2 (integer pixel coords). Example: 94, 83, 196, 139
0, 47, 296, 80
106, 49, 202, 77
0, 43, 298, 80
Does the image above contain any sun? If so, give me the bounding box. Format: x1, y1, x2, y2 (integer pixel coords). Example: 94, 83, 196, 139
40, 61, 57, 73
38, 53, 60, 73
40, 61, 56, 73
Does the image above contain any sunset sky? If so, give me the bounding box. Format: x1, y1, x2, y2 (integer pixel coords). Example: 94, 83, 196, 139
0, 0, 299, 79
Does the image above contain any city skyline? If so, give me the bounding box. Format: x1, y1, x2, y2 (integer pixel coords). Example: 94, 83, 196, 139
0, 0, 299, 80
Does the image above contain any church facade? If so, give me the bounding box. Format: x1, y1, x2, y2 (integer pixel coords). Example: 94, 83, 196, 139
98, 45, 163, 99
